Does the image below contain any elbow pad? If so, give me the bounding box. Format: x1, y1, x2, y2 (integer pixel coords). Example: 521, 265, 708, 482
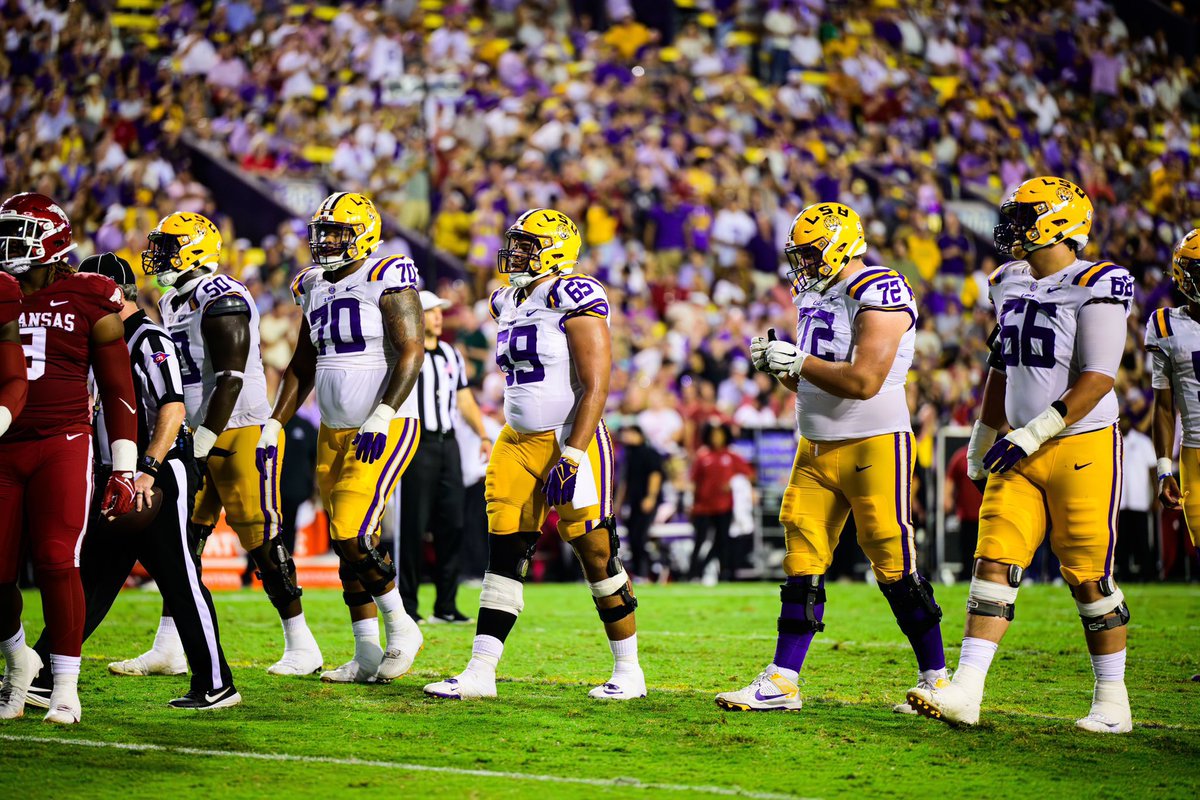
0, 341, 28, 423
93, 335, 138, 447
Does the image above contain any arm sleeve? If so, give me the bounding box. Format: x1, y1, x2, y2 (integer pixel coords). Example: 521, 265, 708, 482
137, 329, 185, 406
0, 341, 28, 418
1077, 301, 1129, 378
92, 334, 138, 452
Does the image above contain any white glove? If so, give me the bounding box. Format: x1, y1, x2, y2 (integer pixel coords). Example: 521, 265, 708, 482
255, 418, 283, 475
193, 425, 218, 460
965, 421, 998, 481
749, 336, 769, 371
1005, 405, 1066, 457
765, 339, 808, 378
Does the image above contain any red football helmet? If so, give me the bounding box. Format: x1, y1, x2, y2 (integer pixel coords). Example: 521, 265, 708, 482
0, 192, 77, 274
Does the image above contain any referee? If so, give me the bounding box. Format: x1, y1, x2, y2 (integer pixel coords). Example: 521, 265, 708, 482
27, 254, 240, 711
388, 291, 491, 623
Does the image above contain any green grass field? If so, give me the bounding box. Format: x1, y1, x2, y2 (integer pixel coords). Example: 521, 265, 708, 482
1, 582, 1198, 799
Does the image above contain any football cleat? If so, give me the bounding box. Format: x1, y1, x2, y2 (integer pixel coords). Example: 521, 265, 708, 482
108, 648, 187, 677
894, 670, 948, 715
267, 647, 323, 677
43, 681, 81, 725
715, 668, 803, 712
588, 667, 647, 700
426, 610, 473, 625
168, 685, 242, 710
1075, 681, 1132, 734
906, 677, 981, 726
320, 659, 379, 684
373, 613, 423, 683
423, 669, 497, 700
24, 682, 51, 710
0, 647, 42, 720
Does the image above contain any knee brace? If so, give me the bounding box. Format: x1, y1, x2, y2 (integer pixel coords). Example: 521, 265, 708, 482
879, 572, 942, 636
334, 535, 396, 597
486, 531, 541, 582
966, 574, 1019, 621
479, 572, 525, 616
251, 539, 303, 611
778, 575, 825, 634
1073, 578, 1130, 632
587, 517, 638, 624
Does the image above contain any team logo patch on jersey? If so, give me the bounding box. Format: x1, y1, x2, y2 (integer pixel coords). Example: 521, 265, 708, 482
151, 351, 171, 364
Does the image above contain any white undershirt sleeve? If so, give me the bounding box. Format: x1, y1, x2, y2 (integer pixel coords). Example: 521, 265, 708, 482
1076, 301, 1128, 378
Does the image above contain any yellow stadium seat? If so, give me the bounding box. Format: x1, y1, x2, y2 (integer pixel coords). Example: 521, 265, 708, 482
110, 13, 156, 30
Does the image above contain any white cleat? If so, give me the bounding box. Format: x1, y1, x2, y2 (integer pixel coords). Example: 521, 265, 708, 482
373, 614, 423, 683
894, 671, 948, 714
320, 659, 379, 684
423, 669, 497, 699
906, 677, 981, 726
43, 683, 81, 725
715, 668, 803, 712
1075, 681, 1132, 734
0, 648, 42, 720
588, 667, 647, 700
267, 647, 324, 676
108, 648, 187, 677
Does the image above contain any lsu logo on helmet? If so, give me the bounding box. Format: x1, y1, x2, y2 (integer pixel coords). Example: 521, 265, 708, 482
994, 176, 1093, 257
784, 202, 866, 295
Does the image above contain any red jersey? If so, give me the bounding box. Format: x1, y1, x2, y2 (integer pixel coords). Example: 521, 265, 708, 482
0, 273, 19, 325
690, 446, 753, 516
947, 446, 983, 523
11, 271, 123, 441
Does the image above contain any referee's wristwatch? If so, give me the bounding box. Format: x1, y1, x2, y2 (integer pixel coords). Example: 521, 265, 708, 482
140, 455, 161, 479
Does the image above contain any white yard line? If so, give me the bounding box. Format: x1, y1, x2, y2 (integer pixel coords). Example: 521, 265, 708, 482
0, 734, 811, 800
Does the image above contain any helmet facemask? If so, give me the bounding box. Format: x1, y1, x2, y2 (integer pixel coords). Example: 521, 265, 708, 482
141, 230, 187, 284
0, 214, 46, 274
785, 240, 828, 295
308, 220, 361, 269
497, 230, 544, 288
993, 201, 1040, 257
1176, 256, 1200, 304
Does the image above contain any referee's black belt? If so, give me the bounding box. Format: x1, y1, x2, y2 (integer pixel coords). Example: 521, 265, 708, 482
421, 428, 456, 441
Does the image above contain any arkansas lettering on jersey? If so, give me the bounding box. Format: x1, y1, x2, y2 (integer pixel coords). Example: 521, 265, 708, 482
0, 272, 20, 326
10, 271, 123, 440
791, 266, 917, 441
291, 254, 421, 428
1146, 307, 1200, 447
490, 273, 610, 434
989, 258, 1133, 436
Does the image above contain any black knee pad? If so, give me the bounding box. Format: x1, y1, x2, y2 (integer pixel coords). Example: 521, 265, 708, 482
778, 575, 825, 634
342, 590, 373, 608
251, 539, 303, 610
879, 572, 943, 636
335, 535, 395, 596
586, 517, 638, 624
487, 531, 541, 582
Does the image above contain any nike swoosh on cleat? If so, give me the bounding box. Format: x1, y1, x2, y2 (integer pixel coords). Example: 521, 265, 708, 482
753, 689, 782, 702
1074, 462, 1092, 470
602, 684, 623, 695
855, 464, 872, 472
204, 689, 227, 703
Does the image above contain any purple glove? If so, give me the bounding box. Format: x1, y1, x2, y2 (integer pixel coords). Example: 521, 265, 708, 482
255, 420, 282, 476
353, 430, 388, 464
982, 436, 1030, 474
543, 456, 580, 506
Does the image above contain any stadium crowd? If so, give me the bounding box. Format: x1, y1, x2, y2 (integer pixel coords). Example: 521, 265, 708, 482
1, 0, 1197, 578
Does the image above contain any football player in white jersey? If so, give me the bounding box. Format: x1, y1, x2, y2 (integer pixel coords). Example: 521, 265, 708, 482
424, 208, 643, 701
715, 202, 946, 713
1149, 229, 1200, 548
114, 212, 322, 677
909, 177, 1135, 733
256, 193, 425, 684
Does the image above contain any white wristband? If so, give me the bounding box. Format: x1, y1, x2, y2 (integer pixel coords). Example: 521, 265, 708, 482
111, 439, 137, 474
362, 403, 397, 433
261, 418, 283, 442
0, 406, 10, 438
1007, 405, 1066, 455
1157, 457, 1174, 480
966, 421, 999, 480
193, 425, 219, 459
561, 445, 586, 465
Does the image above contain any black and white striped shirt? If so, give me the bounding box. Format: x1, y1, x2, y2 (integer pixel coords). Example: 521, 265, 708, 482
96, 310, 188, 465
416, 340, 468, 434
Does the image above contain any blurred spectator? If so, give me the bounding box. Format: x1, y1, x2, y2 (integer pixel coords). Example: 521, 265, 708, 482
688, 422, 753, 583
945, 444, 984, 581
1117, 415, 1158, 581
617, 425, 664, 581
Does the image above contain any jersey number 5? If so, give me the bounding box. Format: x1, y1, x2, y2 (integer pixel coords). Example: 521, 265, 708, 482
1000, 299, 1057, 369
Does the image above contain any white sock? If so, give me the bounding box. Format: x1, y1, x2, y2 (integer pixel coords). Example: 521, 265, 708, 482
0, 626, 24, 663
952, 637, 998, 698
373, 587, 404, 615
1090, 649, 1126, 683
351, 618, 381, 663
770, 663, 800, 684
466, 634, 504, 674
49, 654, 81, 676
153, 616, 181, 652
281, 612, 316, 650
609, 634, 640, 676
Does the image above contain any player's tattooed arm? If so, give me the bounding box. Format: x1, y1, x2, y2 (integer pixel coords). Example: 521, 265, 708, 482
798, 309, 909, 401
379, 288, 425, 411
269, 315, 318, 426
564, 315, 612, 452
199, 307, 251, 435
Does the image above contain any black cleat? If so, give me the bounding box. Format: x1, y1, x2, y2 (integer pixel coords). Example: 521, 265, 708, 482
168, 684, 242, 710
427, 610, 473, 625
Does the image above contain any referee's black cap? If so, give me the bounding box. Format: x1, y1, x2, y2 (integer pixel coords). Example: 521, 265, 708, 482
79, 252, 136, 286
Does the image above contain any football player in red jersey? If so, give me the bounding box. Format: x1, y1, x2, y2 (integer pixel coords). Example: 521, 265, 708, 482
0, 193, 139, 724
0, 271, 27, 436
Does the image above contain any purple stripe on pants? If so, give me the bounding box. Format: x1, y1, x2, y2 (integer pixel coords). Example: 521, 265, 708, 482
1104, 424, 1122, 578
894, 433, 911, 574
358, 422, 408, 538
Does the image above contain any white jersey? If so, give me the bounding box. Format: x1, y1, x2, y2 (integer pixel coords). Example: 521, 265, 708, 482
490, 274, 610, 434
291, 255, 421, 429
792, 265, 917, 441
988, 258, 1133, 437
1145, 306, 1200, 448
159, 273, 271, 430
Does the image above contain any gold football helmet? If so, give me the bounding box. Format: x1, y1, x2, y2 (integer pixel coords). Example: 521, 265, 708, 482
142, 212, 221, 286
497, 208, 581, 288
309, 192, 382, 269
994, 176, 1093, 257
785, 202, 867, 294
1172, 228, 1200, 304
